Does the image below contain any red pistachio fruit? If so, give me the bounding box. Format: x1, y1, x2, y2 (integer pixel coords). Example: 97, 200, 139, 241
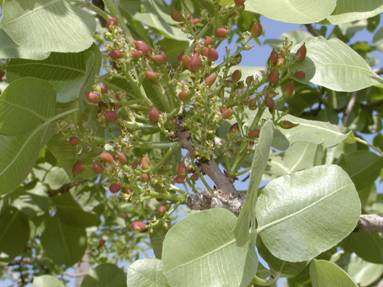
220, 107, 233, 119
190, 18, 201, 25
133, 40, 151, 54
68, 136, 80, 146
104, 110, 118, 122
148, 106, 161, 123
204, 36, 213, 46
294, 70, 306, 79
72, 160, 85, 175
268, 49, 278, 66
145, 70, 160, 81
205, 73, 218, 87
234, 0, 245, 6
231, 69, 242, 82
151, 53, 167, 64
110, 182, 122, 193
99, 151, 114, 164
131, 220, 147, 232
250, 22, 263, 38
248, 128, 260, 138
296, 44, 307, 62
188, 53, 202, 72
283, 82, 295, 97
108, 49, 123, 59
92, 161, 104, 174
85, 91, 100, 104
131, 49, 143, 59
106, 16, 118, 29
116, 152, 127, 164
215, 27, 229, 38
268, 69, 279, 85
178, 89, 189, 101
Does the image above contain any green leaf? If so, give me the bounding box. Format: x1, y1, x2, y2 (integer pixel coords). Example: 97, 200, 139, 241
310, 260, 357, 287
127, 259, 169, 287
133, 0, 188, 42
7, 45, 102, 103
81, 264, 126, 287
0, 0, 96, 59
150, 224, 169, 259
12, 183, 51, 217
0, 207, 30, 257
0, 78, 56, 135
245, 0, 336, 24
162, 208, 258, 287
328, 0, 383, 24
269, 141, 325, 176
340, 150, 383, 190
342, 231, 383, 264
235, 120, 274, 246
280, 114, 347, 147
256, 165, 361, 262
52, 193, 99, 228
0, 78, 78, 193
44, 167, 70, 190
32, 275, 65, 287
296, 37, 381, 92
345, 253, 383, 287
41, 216, 87, 266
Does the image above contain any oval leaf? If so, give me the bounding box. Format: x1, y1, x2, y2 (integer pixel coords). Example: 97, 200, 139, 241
162, 208, 258, 287
0, 0, 96, 58
296, 37, 381, 92
256, 165, 361, 262
81, 264, 126, 287
32, 275, 64, 287
245, 0, 336, 24
127, 259, 169, 287
328, 0, 383, 24
310, 260, 357, 287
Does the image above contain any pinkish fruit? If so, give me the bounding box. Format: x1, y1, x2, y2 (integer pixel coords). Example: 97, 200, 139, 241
72, 160, 85, 175
215, 27, 229, 38
99, 151, 114, 163
148, 106, 161, 123
110, 182, 122, 193
85, 91, 100, 104
104, 110, 118, 122
133, 40, 151, 55
68, 136, 80, 146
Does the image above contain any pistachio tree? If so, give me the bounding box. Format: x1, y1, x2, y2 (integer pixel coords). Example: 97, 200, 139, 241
0, 0, 383, 286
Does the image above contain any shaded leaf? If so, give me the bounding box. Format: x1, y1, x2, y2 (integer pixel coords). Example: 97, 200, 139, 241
81, 263, 126, 287
328, 1, 383, 24
310, 259, 357, 287
127, 259, 169, 287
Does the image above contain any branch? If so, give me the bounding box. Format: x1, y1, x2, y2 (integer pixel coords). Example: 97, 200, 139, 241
176, 124, 237, 196
304, 24, 320, 36
358, 214, 383, 233
187, 192, 383, 232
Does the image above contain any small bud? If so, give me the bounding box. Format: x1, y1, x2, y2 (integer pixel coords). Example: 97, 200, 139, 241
92, 162, 104, 174
230, 123, 239, 133
98, 83, 108, 94
104, 110, 118, 122
250, 22, 263, 38
207, 48, 219, 61
220, 107, 233, 119
151, 52, 167, 65
99, 151, 114, 164
131, 220, 147, 232
248, 129, 260, 138
171, 9, 183, 22
133, 40, 151, 55
188, 53, 202, 72
294, 70, 306, 79
234, 0, 245, 6
116, 152, 127, 164
72, 160, 85, 175
268, 69, 279, 85
215, 27, 229, 38
190, 18, 201, 25
265, 96, 275, 111
106, 16, 118, 29
148, 106, 161, 123
98, 239, 105, 248
158, 205, 167, 214
178, 89, 189, 101
140, 154, 151, 169
145, 70, 160, 81
85, 91, 100, 104
108, 49, 123, 59
295, 44, 307, 61
282, 82, 295, 97
268, 49, 278, 66
131, 49, 143, 59
174, 175, 186, 184
110, 182, 122, 193
204, 36, 213, 46
180, 54, 191, 69
140, 173, 150, 182
231, 69, 242, 82
68, 136, 80, 146
205, 73, 218, 87
176, 161, 187, 176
